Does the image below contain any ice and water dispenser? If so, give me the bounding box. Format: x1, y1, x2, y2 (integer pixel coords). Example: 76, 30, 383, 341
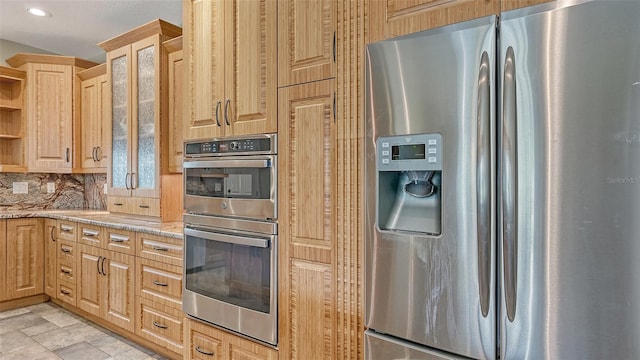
376, 134, 442, 235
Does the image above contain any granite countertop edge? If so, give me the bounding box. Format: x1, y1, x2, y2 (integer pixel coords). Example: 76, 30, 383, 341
0, 210, 183, 239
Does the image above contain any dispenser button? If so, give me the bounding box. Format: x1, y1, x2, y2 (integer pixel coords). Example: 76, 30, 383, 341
428, 148, 437, 154
382, 150, 389, 156
382, 159, 389, 164
428, 139, 437, 145
428, 157, 437, 163
382, 142, 389, 148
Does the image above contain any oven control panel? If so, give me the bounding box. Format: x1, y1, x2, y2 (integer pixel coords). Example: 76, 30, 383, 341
185, 134, 276, 156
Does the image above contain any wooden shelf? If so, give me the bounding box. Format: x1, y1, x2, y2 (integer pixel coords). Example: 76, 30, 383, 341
0, 66, 26, 170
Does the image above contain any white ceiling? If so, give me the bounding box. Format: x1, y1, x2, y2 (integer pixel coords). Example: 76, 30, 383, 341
0, 0, 182, 63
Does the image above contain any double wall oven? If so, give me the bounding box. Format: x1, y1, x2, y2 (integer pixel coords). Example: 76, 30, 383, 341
182, 134, 277, 346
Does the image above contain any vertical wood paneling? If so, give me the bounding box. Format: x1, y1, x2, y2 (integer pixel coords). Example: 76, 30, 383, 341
0, 220, 6, 301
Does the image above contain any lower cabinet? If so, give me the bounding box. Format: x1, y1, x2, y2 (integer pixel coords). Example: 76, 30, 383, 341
136, 297, 184, 355
3, 219, 44, 301
77, 243, 136, 332
184, 318, 278, 360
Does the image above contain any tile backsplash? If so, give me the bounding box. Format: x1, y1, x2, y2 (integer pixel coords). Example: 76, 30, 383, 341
0, 173, 107, 210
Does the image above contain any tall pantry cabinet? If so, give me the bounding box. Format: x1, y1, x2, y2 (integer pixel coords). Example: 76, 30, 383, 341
98, 20, 182, 220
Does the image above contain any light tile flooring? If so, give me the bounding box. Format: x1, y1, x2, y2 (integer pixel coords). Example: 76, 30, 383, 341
0, 302, 169, 360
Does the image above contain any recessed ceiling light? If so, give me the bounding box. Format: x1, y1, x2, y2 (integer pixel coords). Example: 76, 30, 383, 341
27, 8, 51, 17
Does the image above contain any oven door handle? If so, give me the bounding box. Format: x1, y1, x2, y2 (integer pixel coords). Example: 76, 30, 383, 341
183, 159, 271, 169
184, 228, 270, 248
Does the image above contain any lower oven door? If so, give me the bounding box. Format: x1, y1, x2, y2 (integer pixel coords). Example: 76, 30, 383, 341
183, 226, 277, 345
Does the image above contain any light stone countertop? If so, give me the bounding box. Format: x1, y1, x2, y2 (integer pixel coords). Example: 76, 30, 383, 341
0, 209, 183, 239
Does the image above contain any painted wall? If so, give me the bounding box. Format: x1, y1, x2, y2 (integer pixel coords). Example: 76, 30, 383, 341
0, 38, 56, 66
0, 173, 106, 210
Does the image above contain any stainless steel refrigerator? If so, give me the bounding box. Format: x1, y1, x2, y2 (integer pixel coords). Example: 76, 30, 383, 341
364, 1, 640, 359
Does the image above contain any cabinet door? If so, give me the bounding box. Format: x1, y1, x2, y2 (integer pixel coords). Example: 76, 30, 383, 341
102, 251, 135, 332
132, 37, 161, 199
225, 0, 277, 136
77, 244, 103, 317
108, 46, 133, 197
79, 74, 108, 170
26, 63, 73, 172
167, 46, 184, 173
44, 219, 57, 298
278, 0, 336, 86
368, 0, 499, 41
183, 0, 226, 140
278, 79, 336, 359
5, 219, 44, 300
0, 220, 6, 301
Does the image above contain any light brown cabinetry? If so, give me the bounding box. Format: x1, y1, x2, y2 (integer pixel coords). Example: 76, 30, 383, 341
278, 79, 336, 359
99, 20, 182, 220
0, 66, 26, 172
135, 232, 184, 357
164, 36, 184, 173
184, 318, 278, 360
77, 243, 136, 332
77, 64, 109, 172
278, 0, 336, 87
502, 0, 555, 11
3, 219, 44, 301
6, 54, 97, 173
183, 0, 277, 140
367, 0, 499, 42
55, 221, 78, 306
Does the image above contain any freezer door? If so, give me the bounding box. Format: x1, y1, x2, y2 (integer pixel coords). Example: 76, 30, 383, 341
365, 16, 497, 360
500, 1, 640, 359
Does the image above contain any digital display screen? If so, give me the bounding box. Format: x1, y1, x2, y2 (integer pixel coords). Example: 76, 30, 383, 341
392, 144, 425, 160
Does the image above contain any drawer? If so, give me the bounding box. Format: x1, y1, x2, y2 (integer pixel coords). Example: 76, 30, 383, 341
137, 258, 182, 307
78, 224, 104, 247
57, 259, 77, 284
57, 239, 76, 263
137, 232, 183, 267
186, 319, 222, 360
135, 297, 183, 355
104, 228, 136, 255
57, 281, 76, 306
57, 221, 77, 242
108, 196, 160, 217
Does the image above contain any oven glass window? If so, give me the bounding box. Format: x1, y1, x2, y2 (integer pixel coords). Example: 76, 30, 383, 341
185, 167, 271, 199
185, 233, 271, 313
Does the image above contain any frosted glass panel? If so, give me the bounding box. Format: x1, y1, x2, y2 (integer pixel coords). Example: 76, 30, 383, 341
111, 55, 128, 189
137, 46, 155, 190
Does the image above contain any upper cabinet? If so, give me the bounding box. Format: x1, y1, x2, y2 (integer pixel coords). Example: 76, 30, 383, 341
77, 64, 109, 172
163, 36, 184, 173
0, 66, 26, 172
502, 0, 555, 11
277, 0, 336, 87
367, 0, 499, 41
183, 0, 277, 141
98, 20, 181, 216
6, 54, 97, 173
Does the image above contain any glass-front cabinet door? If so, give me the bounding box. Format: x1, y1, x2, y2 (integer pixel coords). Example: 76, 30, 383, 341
107, 36, 161, 199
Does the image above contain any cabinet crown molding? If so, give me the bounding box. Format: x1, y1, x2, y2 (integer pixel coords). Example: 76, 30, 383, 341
162, 36, 183, 53
0, 65, 26, 80
6, 53, 98, 69
77, 63, 106, 80
97, 19, 182, 52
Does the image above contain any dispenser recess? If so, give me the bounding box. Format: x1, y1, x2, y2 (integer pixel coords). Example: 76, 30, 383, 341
376, 134, 442, 235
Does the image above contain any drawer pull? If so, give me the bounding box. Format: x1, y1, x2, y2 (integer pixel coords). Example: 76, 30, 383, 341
152, 321, 168, 329
139, 205, 150, 209
109, 234, 129, 243
61, 247, 72, 253
195, 347, 214, 356
83, 229, 99, 237
153, 280, 168, 287
60, 224, 74, 232
61, 289, 71, 295
113, 203, 124, 206
152, 246, 169, 252
61, 268, 71, 274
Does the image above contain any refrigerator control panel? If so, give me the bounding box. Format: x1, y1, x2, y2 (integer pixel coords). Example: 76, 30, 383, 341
376, 134, 443, 171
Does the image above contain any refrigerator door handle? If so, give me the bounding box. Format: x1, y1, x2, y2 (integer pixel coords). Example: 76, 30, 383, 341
502, 46, 518, 322
477, 50, 491, 318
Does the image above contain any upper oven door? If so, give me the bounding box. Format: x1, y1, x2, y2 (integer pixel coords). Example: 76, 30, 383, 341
184, 155, 277, 220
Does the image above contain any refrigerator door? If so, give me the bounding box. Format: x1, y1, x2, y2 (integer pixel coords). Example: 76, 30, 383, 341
500, 1, 640, 359
365, 16, 497, 360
